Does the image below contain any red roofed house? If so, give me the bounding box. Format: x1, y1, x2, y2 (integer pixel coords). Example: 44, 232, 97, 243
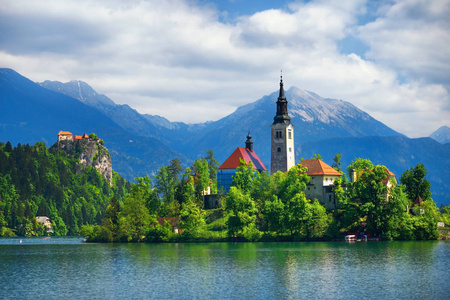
73, 133, 90, 140
217, 133, 267, 193
299, 159, 343, 209
58, 131, 73, 142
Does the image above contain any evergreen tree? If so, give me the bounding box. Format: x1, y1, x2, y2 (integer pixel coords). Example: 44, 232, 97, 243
400, 164, 432, 202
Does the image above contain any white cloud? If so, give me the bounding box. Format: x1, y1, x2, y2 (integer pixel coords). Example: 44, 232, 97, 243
0, 0, 448, 137
358, 0, 450, 86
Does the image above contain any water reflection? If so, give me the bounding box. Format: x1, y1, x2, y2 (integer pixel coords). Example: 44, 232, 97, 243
0, 239, 449, 299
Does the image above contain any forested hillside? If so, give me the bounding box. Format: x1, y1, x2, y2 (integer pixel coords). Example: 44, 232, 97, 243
0, 141, 129, 236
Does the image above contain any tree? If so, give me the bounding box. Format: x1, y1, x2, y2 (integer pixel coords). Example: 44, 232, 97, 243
332, 154, 342, 172
342, 163, 409, 238
180, 200, 205, 238
205, 149, 219, 181
231, 159, 258, 191
155, 165, 176, 208
400, 164, 432, 202
193, 158, 210, 204
274, 165, 314, 237
313, 154, 322, 160
346, 158, 374, 181
205, 149, 219, 193
264, 195, 285, 234
168, 158, 182, 184
411, 199, 440, 240
305, 199, 329, 238
226, 187, 258, 238
101, 196, 121, 242
333, 177, 346, 206
383, 185, 413, 240
118, 178, 156, 242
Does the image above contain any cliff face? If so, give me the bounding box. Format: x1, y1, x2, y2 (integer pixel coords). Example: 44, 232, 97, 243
57, 140, 113, 185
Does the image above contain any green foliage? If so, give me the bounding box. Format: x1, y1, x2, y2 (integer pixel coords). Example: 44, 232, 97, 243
441, 205, 450, 225
193, 158, 210, 202
180, 199, 205, 238
71, 152, 445, 243
400, 164, 432, 202
205, 149, 219, 193
155, 165, 175, 204
226, 187, 258, 238
231, 159, 258, 191
332, 154, 342, 172
0, 141, 129, 236
313, 154, 322, 160
346, 158, 374, 180
118, 178, 156, 242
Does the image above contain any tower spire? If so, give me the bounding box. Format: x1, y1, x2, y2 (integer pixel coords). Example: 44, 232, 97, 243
273, 73, 290, 125
270, 73, 295, 174
245, 131, 253, 152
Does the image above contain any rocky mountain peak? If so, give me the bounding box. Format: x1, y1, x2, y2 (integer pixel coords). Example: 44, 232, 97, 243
39, 80, 115, 107
430, 125, 450, 144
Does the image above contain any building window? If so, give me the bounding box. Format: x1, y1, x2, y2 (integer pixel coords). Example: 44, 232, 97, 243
276, 131, 283, 139
289, 147, 292, 152
277, 147, 281, 152
288, 130, 292, 139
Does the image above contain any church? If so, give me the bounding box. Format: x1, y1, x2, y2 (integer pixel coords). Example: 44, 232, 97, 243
217, 133, 266, 193
216, 75, 342, 209
217, 75, 293, 191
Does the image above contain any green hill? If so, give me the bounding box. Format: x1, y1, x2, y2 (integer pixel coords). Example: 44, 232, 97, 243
0, 141, 129, 236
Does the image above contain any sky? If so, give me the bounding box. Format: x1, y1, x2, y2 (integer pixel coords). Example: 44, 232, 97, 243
1, 0, 449, 138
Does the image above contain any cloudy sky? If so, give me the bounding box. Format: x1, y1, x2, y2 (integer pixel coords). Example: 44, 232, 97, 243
1, 0, 449, 138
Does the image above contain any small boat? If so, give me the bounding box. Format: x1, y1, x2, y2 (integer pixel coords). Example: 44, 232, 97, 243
345, 235, 356, 242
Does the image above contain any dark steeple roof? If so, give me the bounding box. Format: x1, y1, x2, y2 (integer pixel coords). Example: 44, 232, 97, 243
273, 75, 291, 125
245, 132, 253, 152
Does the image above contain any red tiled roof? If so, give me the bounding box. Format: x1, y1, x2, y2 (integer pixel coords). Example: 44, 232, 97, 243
219, 147, 267, 171
382, 168, 396, 184
58, 131, 73, 136
414, 195, 423, 205
156, 217, 180, 227
73, 135, 83, 140
298, 159, 342, 176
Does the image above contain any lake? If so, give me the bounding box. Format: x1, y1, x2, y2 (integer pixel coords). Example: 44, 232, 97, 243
1, 238, 449, 299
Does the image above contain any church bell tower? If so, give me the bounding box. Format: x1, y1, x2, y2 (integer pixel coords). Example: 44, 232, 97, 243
270, 75, 295, 174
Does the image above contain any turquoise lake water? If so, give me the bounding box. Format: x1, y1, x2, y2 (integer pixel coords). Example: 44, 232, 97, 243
1, 238, 449, 299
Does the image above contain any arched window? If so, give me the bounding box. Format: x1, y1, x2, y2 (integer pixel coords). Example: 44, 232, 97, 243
277, 147, 281, 152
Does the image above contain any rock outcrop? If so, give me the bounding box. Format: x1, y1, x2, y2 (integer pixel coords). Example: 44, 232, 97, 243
57, 139, 113, 185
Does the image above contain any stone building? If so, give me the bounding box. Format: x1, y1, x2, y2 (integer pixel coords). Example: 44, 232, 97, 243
299, 159, 343, 209
270, 76, 295, 174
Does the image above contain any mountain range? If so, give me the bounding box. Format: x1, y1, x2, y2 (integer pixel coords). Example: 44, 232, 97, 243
430, 126, 450, 144
1, 68, 449, 205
